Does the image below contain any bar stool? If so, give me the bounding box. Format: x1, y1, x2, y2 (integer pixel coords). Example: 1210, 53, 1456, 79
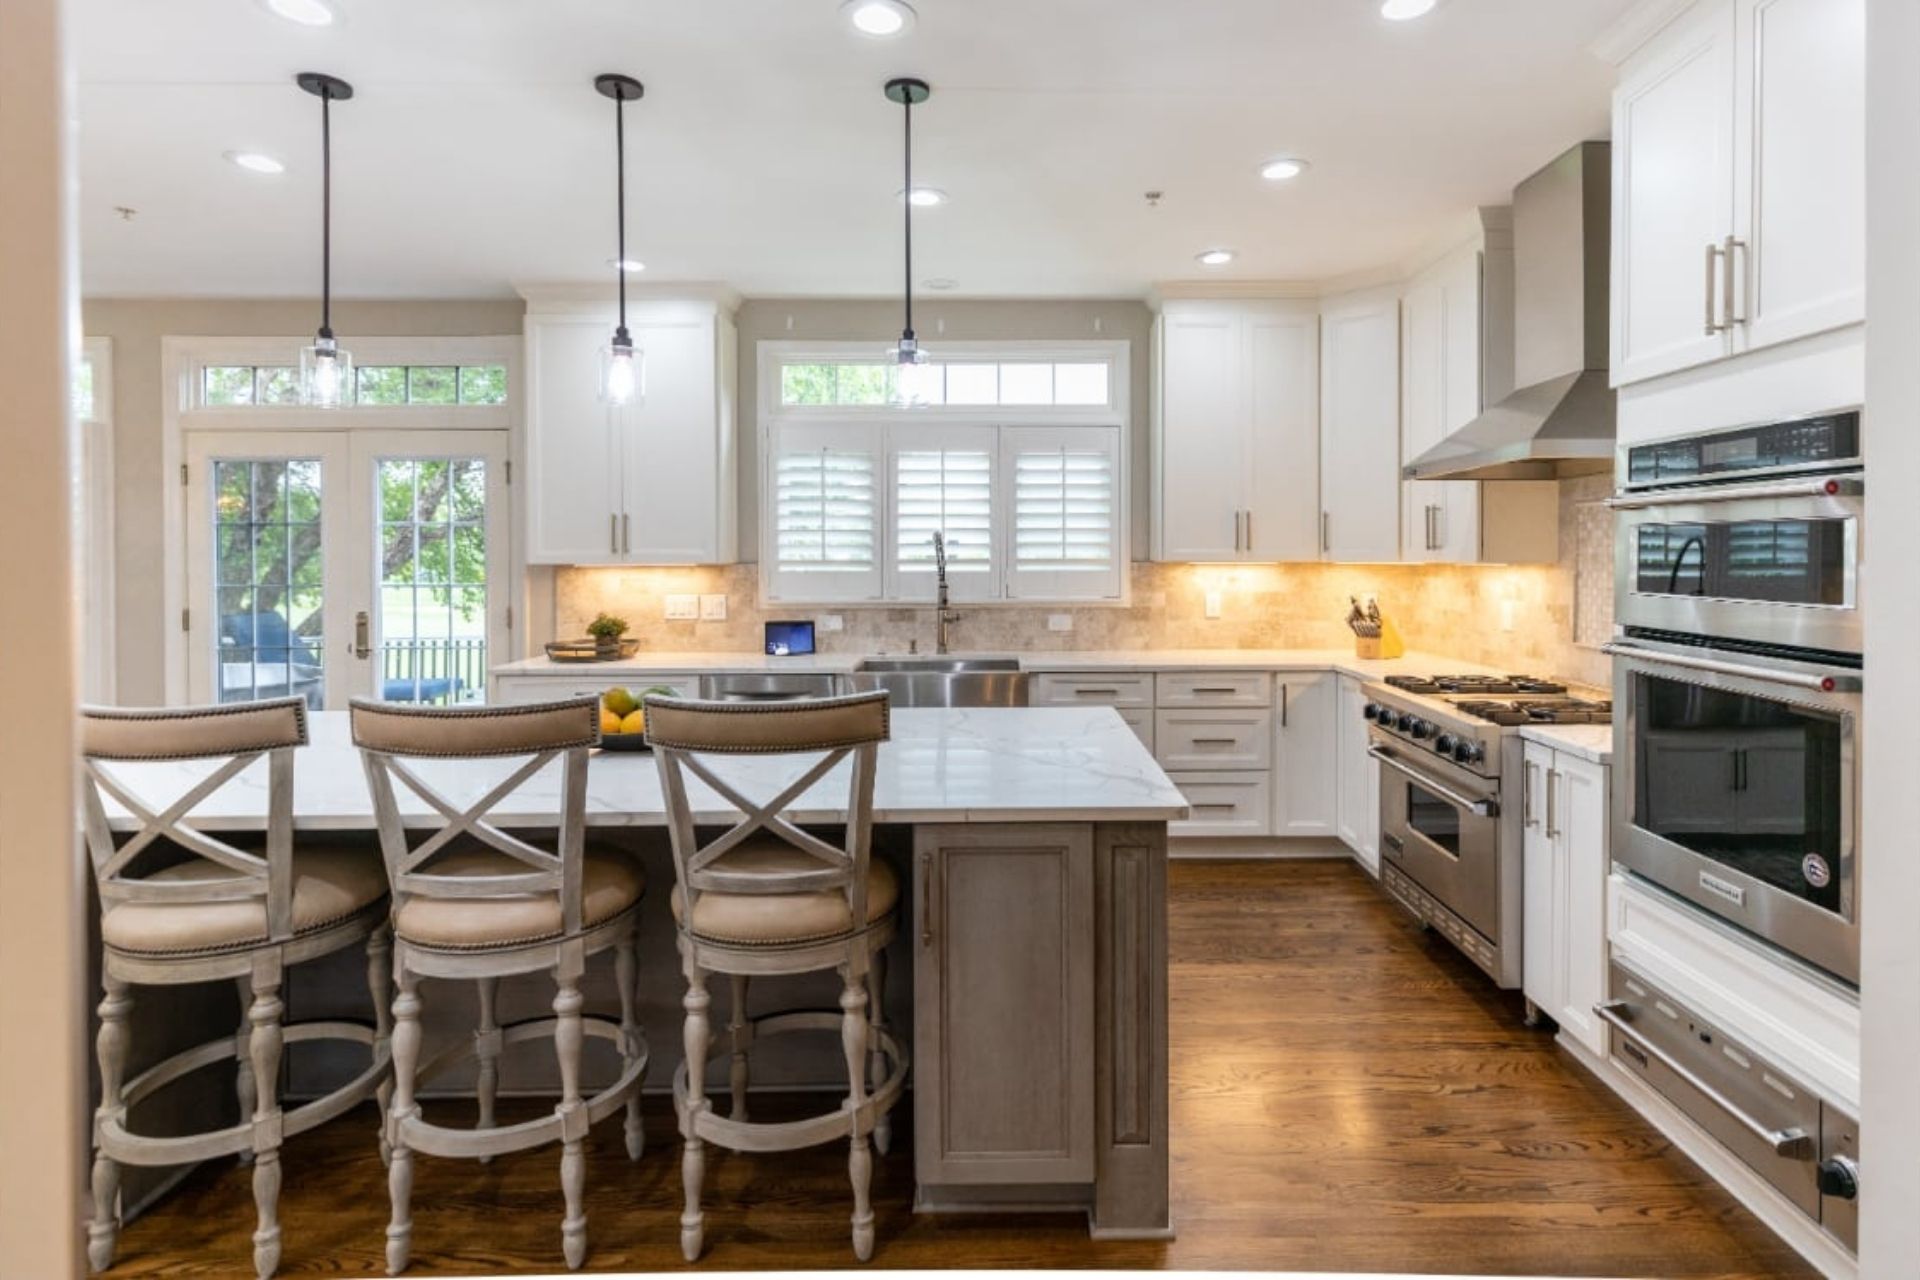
645, 691, 908, 1262
350, 696, 648, 1274
78, 698, 393, 1280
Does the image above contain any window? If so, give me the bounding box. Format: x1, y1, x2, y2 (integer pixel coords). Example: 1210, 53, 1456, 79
1004, 427, 1122, 600
778, 359, 1111, 409
892, 433, 996, 602
770, 423, 883, 601
200, 362, 508, 408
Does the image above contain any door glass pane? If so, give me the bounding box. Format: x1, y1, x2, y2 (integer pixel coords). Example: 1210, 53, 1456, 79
1633, 518, 1849, 604
376, 457, 489, 704
1405, 781, 1462, 857
211, 458, 326, 707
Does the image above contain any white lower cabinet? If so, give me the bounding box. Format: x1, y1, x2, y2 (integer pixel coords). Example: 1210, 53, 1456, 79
1154, 709, 1272, 772
1521, 741, 1609, 1057
1165, 772, 1272, 838
1334, 674, 1380, 874
1273, 672, 1338, 837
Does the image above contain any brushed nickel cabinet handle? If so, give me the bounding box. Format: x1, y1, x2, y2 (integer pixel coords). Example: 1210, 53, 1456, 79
1244, 511, 1253, 552
1705, 241, 1725, 335
609, 513, 618, 554
1281, 682, 1289, 728
1522, 762, 1535, 829
1321, 512, 1331, 554
1545, 767, 1560, 840
1723, 235, 1746, 326
1190, 737, 1241, 746
622, 512, 631, 554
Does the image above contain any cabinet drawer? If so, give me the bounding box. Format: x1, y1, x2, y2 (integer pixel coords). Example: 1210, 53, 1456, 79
1031, 672, 1155, 708
493, 673, 698, 705
1154, 709, 1272, 771
1155, 671, 1271, 708
1117, 708, 1154, 754
1167, 772, 1273, 838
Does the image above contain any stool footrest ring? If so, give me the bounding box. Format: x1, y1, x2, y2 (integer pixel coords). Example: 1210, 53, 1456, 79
671, 1012, 907, 1153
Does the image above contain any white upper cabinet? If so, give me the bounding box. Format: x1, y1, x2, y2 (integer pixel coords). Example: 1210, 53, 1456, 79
1731, 0, 1866, 352
1152, 300, 1320, 563
1610, 0, 1862, 387
523, 296, 738, 566
1399, 251, 1482, 564
1318, 288, 1401, 563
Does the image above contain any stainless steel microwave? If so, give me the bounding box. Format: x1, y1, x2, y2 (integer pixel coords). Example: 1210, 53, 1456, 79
1611, 412, 1862, 656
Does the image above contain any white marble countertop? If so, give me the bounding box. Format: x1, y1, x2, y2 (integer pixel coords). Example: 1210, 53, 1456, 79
1518, 723, 1614, 765
495, 652, 864, 676
100, 707, 1190, 832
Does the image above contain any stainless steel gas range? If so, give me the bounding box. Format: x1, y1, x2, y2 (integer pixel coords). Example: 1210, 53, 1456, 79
1361, 674, 1612, 988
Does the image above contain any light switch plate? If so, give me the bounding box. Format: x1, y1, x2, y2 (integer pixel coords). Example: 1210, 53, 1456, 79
1204, 590, 1223, 620
699, 594, 728, 621
1047, 613, 1073, 632
818, 614, 845, 633
664, 594, 698, 621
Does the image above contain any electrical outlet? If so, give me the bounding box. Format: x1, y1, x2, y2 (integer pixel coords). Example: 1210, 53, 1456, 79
664, 594, 698, 621
699, 594, 728, 621
1204, 590, 1223, 620
818, 614, 844, 633
1047, 613, 1073, 632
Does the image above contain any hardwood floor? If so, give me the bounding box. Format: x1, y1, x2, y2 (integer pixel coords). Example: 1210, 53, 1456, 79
102, 859, 1813, 1277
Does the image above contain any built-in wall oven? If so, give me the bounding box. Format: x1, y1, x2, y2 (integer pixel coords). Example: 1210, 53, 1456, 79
1607, 411, 1864, 985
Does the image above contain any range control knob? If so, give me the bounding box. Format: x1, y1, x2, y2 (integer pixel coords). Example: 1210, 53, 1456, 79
1362, 702, 1381, 722
1434, 733, 1457, 755
1454, 740, 1484, 765
1817, 1156, 1860, 1201
1409, 719, 1435, 740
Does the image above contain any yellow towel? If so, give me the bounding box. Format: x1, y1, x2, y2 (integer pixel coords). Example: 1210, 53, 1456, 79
1377, 614, 1407, 659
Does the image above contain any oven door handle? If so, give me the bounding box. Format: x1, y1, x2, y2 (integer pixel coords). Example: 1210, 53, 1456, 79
1367, 746, 1499, 817
1606, 475, 1863, 509
1602, 640, 1861, 693
1593, 1001, 1815, 1158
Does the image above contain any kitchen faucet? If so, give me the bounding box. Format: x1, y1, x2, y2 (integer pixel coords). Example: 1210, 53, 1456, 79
932, 531, 959, 655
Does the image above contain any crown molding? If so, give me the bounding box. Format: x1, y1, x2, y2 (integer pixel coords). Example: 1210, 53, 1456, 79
1590, 0, 1698, 66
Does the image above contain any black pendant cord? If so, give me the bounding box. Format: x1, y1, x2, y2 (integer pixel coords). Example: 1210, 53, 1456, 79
614, 89, 629, 343
319, 84, 333, 341
902, 92, 913, 345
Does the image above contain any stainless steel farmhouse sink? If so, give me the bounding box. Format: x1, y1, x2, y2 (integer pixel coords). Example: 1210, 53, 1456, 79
848, 657, 1029, 708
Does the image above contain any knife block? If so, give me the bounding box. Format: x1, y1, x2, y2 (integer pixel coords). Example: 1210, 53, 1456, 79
1355, 615, 1406, 660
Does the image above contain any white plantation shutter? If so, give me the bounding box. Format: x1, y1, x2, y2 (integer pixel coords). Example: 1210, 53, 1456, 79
1003, 426, 1123, 600
766, 423, 882, 601
889, 427, 998, 601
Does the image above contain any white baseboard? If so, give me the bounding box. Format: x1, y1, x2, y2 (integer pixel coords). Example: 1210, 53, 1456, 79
1561, 1034, 1857, 1280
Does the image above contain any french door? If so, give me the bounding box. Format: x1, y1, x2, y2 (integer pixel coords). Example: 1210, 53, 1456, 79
183, 429, 510, 709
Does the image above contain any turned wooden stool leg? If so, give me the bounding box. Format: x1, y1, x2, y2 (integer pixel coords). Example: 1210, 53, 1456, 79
234, 974, 257, 1167
727, 973, 751, 1122
841, 966, 874, 1262
615, 923, 645, 1161
553, 960, 589, 1270
87, 971, 132, 1274
474, 976, 501, 1160
680, 959, 711, 1262
866, 946, 890, 1156
247, 959, 286, 1279
386, 964, 422, 1276
367, 927, 393, 1167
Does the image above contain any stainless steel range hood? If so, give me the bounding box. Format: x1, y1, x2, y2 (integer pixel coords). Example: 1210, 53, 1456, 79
1405, 141, 1614, 482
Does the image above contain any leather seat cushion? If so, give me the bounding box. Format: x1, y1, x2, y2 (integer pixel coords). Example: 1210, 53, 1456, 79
671, 838, 898, 945
394, 849, 643, 950
101, 847, 387, 955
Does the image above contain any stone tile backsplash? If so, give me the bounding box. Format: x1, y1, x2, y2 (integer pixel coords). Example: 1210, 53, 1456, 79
555, 480, 1613, 689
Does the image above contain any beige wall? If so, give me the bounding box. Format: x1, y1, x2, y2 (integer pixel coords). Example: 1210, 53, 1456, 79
82, 298, 526, 703
733, 297, 1154, 557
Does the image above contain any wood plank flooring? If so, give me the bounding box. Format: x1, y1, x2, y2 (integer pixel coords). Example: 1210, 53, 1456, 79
101, 859, 1813, 1277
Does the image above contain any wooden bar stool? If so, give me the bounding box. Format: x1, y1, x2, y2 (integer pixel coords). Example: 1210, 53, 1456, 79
350, 696, 648, 1274
78, 698, 393, 1280
645, 691, 908, 1262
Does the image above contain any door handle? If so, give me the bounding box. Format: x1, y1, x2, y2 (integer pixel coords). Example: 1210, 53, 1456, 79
1723, 235, 1746, 327
1280, 683, 1289, 729
610, 513, 618, 555
1367, 746, 1499, 817
622, 512, 631, 555
1244, 511, 1253, 553
1602, 640, 1862, 693
1593, 1001, 1814, 1158
1704, 241, 1726, 335
351, 610, 371, 660
1522, 763, 1535, 829
1321, 512, 1331, 554
1544, 766, 1560, 840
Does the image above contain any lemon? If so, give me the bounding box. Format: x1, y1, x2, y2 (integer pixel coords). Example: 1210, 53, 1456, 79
602, 686, 638, 717
599, 708, 623, 736
621, 709, 647, 735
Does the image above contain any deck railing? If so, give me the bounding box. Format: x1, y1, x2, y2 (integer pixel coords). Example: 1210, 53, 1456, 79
380, 638, 488, 705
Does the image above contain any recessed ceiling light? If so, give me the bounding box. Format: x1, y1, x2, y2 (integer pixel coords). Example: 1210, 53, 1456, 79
1196, 249, 1237, 267
1380, 0, 1440, 20
261, 0, 338, 26
843, 0, 915, 37
897, 186, 946, 207
224, 150, 286, 175
607, 258, 646, 273
1259, 157, 1310, 182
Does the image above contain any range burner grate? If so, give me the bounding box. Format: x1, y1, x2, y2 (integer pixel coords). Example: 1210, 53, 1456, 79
1383, 673, 1570, 696
1452, 697, 1613, 727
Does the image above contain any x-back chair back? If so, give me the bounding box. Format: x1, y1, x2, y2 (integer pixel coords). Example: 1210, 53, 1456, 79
80, 697, 309, 944
644, 691, 891, 933
350, 697, 597, 935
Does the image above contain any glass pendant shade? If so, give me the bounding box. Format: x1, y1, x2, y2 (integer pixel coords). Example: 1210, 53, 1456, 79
299, 334, 353, 408
600, 334, 643, 406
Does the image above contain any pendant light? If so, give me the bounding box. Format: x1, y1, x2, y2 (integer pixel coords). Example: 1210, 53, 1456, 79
295, 72, 354, 408
884, 77, 937, 407
595, 73, 646, 406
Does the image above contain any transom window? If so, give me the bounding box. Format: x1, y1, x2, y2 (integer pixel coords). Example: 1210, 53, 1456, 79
200, 363, 508, 408
779, 359, 1111, 409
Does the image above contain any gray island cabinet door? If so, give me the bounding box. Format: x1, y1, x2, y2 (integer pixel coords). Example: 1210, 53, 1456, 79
913, 823, 1095, 1185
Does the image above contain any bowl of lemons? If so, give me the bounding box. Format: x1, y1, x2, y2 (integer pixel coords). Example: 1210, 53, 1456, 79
596, 685, 675, 751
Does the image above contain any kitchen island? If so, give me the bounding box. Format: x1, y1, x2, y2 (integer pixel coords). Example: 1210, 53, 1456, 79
100, 706, 1185, 1240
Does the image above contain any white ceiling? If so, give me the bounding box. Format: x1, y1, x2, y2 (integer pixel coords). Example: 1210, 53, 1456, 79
73, 0, 1634, 300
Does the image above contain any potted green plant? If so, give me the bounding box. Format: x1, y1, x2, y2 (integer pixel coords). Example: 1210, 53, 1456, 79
586, 612, 630, 658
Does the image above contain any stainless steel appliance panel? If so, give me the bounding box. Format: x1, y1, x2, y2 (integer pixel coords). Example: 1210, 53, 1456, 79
1371, 735, 1503, 945
700, 672, 843, 702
